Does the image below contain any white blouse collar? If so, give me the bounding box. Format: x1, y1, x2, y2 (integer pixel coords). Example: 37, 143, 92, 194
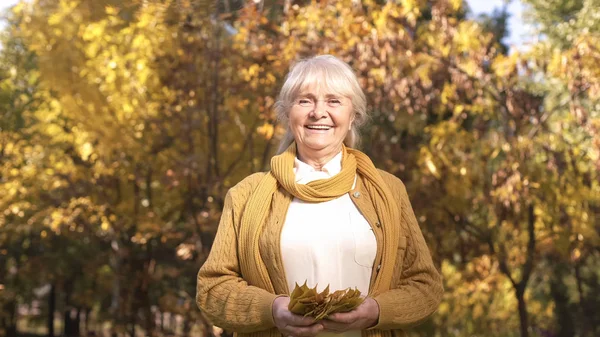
293, 151, 342, 182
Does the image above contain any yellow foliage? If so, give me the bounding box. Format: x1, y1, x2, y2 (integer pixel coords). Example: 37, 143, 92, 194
256, 122, 274, 140
0, 1, 597, 335
492, 52, 519, 78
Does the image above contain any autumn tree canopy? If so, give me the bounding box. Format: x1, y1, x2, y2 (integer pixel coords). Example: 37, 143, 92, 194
0, 0, 598, 337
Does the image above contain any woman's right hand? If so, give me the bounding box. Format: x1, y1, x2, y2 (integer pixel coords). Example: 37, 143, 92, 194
272, 297, 324, 337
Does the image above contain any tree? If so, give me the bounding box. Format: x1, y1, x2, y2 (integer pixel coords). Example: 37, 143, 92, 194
1, 0, 598, 336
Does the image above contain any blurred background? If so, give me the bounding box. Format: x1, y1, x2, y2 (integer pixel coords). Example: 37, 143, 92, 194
0, 0, 598, 336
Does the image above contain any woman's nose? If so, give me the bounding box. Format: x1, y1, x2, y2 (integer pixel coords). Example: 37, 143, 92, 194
310, 102, 327, 119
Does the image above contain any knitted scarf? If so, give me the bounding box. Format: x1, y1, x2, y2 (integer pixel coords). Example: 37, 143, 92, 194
238, 143, 400, 296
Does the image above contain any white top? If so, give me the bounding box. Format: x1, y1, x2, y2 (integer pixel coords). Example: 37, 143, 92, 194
280, 152, 377, 336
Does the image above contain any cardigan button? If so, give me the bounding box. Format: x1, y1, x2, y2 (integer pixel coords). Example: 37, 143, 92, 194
375, 221, 381, 227
376, 265, 381, 272
353, 191, 361, 198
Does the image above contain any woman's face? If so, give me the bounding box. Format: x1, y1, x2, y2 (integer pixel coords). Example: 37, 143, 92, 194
288, 85, 354, 158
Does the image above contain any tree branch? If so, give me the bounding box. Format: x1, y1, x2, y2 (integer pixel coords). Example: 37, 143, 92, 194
519, 203, 536, 291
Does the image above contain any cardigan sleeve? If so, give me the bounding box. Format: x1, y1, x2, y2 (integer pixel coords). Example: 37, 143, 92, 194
196, 175, 280, 333
371, 173, 444, 330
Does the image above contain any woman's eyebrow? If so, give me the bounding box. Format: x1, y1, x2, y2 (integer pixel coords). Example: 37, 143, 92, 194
298, 93, 317, 99
298, 93, 342, 99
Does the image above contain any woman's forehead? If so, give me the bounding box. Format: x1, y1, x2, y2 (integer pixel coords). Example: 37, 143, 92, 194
296, 90, 343, 97
295, 82, 348, 97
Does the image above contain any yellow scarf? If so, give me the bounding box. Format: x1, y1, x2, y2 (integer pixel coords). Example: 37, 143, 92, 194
238, 143, 400, 295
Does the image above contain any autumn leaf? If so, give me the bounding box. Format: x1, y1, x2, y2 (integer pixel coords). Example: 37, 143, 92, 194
288, 281, 364, 320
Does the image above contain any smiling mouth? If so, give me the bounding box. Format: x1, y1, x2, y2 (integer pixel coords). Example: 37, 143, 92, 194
305, 125, 333, 130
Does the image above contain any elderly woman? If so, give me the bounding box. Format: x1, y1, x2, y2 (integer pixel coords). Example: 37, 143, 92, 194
196, 55, 443, 337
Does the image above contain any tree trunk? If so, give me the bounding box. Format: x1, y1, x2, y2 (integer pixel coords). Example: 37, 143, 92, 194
6, 324, 17, 337
574, 260, 596, 337
63, 276, 82, 337
550, 263, 575, 337
3, 300, 18, 336
64, 308, 74, 337
129, 311, 136, 337
63, 306, 81, 336
516, 287, 529, 337
183, 316, 191, 337
76, 308, 82, 336
83, 307, 91, 336
48, 283, 56, 337
140, 256, 155, 336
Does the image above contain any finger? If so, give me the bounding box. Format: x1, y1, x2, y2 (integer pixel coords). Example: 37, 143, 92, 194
321, 320, 349, 333
285, 323, 324, 337
285, 313, 317, 327
326, 312, 356, 324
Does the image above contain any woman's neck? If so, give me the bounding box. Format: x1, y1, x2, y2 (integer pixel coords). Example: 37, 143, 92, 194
296, 146, 342, 171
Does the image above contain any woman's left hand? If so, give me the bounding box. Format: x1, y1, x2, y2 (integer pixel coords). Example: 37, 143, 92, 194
321, 297, 379, 333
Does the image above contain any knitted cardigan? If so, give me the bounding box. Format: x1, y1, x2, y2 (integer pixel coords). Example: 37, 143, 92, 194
196, 169, 443, 337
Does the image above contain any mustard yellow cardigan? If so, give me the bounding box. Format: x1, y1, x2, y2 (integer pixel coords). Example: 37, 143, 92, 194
196, 170, 443, 337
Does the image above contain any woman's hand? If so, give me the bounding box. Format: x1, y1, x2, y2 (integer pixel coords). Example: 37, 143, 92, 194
321, 297, 379, 333
272, 297, 324, 337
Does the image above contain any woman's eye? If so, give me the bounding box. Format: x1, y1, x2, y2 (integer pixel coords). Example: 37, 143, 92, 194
298, 99, 312, 105
328, 99, 342, 106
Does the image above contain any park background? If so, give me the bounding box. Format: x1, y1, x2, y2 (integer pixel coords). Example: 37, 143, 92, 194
0, 0, 598, 336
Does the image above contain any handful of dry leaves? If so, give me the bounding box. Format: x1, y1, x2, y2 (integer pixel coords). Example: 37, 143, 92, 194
287, 281, 364, 320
